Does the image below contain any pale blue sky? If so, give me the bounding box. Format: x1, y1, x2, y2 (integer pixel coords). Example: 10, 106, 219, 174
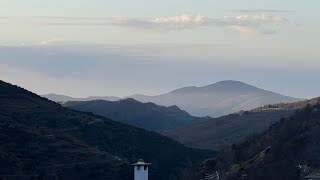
1, 0, 318, 16
0, 0, 319, 98
1, 0, 319, 46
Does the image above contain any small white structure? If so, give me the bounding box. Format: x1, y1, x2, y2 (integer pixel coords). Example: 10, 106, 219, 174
132, 159, 151, 180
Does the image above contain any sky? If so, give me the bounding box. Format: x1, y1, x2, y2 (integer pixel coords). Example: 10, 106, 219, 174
0, 0, 319, 98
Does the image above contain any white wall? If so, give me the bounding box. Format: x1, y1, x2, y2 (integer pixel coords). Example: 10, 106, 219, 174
134, 166, 148, 180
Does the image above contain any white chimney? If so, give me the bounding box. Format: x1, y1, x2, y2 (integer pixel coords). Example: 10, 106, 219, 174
132, 159, 151, 180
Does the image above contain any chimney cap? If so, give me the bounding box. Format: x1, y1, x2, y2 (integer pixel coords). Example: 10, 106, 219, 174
131, 159, 151, 166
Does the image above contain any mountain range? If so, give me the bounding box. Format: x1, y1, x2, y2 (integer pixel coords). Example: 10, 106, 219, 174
64, 98, 199, 132
165, 108, 295, 150
128, 80, 301, 117
64, 97, 308, 151
0, 80, 214, 180
188, 97, 320, 180
2, 78, 319, 180
44, 80, 301, 117
165, 98, 320, 150
43, 93, 120, 102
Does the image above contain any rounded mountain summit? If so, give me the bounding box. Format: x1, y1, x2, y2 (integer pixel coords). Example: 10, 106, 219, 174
128, 80, 301, 117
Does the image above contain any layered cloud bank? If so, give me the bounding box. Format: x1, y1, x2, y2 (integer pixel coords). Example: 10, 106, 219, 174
43, 13, 290, 34
2, 12, 292, 35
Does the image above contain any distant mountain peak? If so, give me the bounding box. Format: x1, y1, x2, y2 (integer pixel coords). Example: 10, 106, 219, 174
211, 80, 254, 86
202, 80, 259, 90
119, 98, 139, 103
128, 80, 301, 117
170, 80, 259, 94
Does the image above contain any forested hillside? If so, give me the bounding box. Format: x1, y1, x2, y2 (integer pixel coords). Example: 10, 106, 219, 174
0, 80, 214, 180
190, 102, 320, 180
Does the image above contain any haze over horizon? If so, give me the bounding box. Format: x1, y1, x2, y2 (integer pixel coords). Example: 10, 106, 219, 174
2, 2, 320, 180
1, 0, 319, 99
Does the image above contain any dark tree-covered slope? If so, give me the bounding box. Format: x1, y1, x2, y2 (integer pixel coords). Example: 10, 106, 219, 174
166, 98, 320, 151
64, 99, 197, 132
166, 109, 294, 150
0, 80, 214, 180
195, 100, 320, 180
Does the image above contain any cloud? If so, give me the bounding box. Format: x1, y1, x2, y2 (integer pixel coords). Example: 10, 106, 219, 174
223, 14, 288, 25
38, 38, 65, 45
9, 13, 291, 35
37, 15, 206, 30
47, 13, 290, 34
222, 13, 289, 35
232, 26, 260, 35
233, 9, 294, 14
231, 26, 276, 35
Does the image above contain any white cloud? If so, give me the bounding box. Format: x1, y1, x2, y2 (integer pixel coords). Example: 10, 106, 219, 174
230, 25, 276, 35
232, 26, 259, 35
14, 13, 292, 35
122, 14, 201, 30
225, 13, 288, 25
53, 13, 290, 34
39, 38, 65, 45
222, 13, 289, 35
142, 14, 205, 30
154, 14, 201, 23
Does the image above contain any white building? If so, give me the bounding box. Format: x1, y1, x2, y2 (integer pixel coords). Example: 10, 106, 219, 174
132, 159, 151, 180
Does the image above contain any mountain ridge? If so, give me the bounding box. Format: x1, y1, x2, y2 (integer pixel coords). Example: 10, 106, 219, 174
196, 98, 320, 180
165, 97, 320, 151
128, 80, 301, 117
0, 80, 214, 180
171, 81, 260, 94
64, 98, 199, 132
64, 97, 313, 151
43, 93, 120, 102
44, 80, 301, 117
